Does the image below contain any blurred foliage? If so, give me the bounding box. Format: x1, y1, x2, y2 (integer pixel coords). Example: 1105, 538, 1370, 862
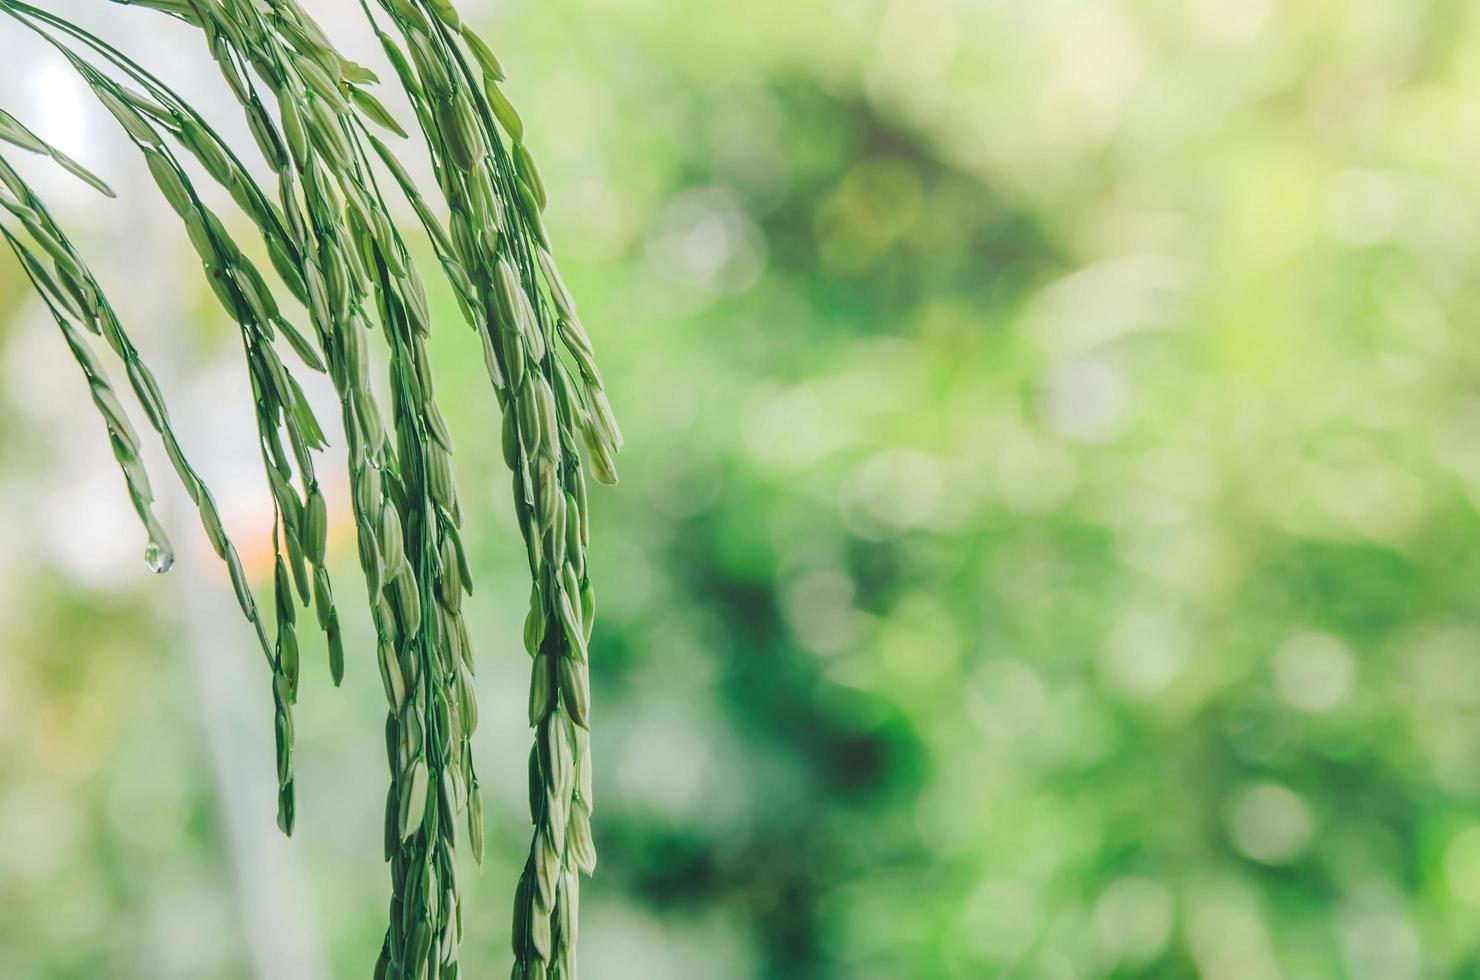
8, 0, 1480, 978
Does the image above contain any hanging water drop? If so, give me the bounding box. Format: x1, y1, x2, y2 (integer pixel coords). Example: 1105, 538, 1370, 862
145, 540, 174, 574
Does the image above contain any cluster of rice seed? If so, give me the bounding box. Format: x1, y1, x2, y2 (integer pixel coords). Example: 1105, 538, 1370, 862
174, 2, 492, 974
0, 0, 620, 977
357, 2, 622, 977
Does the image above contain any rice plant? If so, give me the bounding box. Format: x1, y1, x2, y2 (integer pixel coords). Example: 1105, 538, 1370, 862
0, 2, 620, 976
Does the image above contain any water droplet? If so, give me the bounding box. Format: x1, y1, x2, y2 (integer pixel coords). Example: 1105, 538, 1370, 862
145, 541, 174, 574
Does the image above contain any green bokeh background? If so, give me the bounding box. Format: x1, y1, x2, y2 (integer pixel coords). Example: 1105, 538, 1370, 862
4, 0, 1480, 977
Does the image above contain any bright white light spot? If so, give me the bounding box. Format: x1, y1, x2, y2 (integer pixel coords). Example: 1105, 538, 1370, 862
1273, 632, 1355, 713
28, 63, 90, 157
42, 466, 138, 588
616, 712, 712, 820
1229, 783, 1314, 865
957, 878, 1041, 958
0, 782, 79, 880
646, 187, 766, 296
1195, 0, 1274, 43
1337, 893, 1422, 980
1039, 358, 1129, 444
1328, 170, 1404, 247
1055, 9, 1145, 124
742, 384, 847, 468
1099, 607, 1186, 700
840, 449, 943, 539
1094, 876, 1174, 962
878, 0, 959, 83
968, 660, 1047, 739
780, 569, 861, 655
